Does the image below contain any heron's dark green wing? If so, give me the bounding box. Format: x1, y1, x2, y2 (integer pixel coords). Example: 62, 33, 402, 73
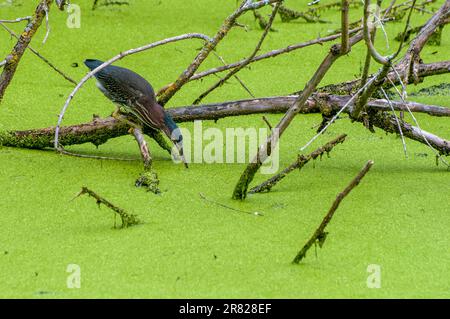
94, 64, 155, 102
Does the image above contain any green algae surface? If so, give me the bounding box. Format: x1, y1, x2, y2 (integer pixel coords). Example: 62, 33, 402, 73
0, 0, 449, 298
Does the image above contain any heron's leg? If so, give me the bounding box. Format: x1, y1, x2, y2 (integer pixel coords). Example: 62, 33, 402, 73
130, 127, 160, 194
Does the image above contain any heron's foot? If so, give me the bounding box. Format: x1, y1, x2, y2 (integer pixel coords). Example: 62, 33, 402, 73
135, 168, 160, 194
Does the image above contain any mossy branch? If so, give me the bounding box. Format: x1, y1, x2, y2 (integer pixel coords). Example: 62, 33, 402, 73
278, 4, 330, 23
292, 160, 374, 264
1, 94, 449, 154
252, 9, 277, 31
75, 187, 141, 228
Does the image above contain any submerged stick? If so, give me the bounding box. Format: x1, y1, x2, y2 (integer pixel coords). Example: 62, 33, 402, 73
249, 134, 347, 194
75, 187, 141, 228
292, 160, 374, 264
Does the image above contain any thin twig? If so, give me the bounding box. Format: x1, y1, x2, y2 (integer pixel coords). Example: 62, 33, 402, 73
0, 16, 32, 23
262, 115, 273, 131
199, 193, 263, 216
157, 0, 280, 105
193, 1, 282, 105
292, 160, 374, 264
42, 1, 50, 44
187, 26, 363, 84
58, 147, 137, 161
212, 51, 255, 98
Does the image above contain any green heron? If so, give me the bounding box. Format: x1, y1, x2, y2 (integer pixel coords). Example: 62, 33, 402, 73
84, 59, 187, 167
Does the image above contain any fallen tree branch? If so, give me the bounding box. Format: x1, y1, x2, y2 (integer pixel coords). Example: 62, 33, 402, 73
292, 160, 374, 264
249, 134, 347, 194
75, 186, 141, 228
315, 60, 450, 95
369, 110, 450, 156
1, 94, 449, 152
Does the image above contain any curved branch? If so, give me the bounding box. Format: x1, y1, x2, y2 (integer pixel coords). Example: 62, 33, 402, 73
363, 0, 390, 65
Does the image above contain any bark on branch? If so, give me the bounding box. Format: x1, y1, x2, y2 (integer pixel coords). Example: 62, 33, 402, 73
1, 94, 449, 154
